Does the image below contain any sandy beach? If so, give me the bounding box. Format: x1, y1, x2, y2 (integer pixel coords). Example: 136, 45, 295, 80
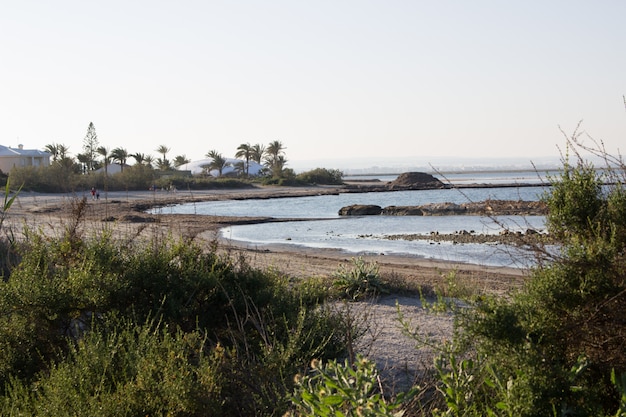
3, 185, 529, 390
6, 185, 526, 295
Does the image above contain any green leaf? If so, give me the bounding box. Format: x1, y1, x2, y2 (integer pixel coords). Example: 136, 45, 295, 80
321, 394, 344, 406
496, 401, 508, 410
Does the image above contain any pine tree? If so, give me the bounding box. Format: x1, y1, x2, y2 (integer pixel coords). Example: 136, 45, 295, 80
82, 122, 99, 172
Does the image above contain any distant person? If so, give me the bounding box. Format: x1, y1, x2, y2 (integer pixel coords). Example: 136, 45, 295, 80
91, 187, 96, 200
96, 190, 100, 200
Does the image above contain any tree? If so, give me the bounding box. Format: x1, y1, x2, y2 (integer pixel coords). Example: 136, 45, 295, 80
173, 155, 190, 168
232, 161, 246, 177
44, 143, 59, 162
96, 146, 111, 176
45, 143, 71, 167
131, 152, 146, 166
82, 122, 99, 172
111, 147, 129, 172
251, 143, 265, 164
155, 145, 170, 171
144, 155, 155, 169
155, 158, 171, 171
264, 140, 287, 178
205, 150, 229, 177
75, 153, 90, 174
235, 143, 252, 176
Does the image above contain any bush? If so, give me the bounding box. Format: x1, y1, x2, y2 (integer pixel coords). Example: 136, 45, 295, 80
2, 318, 225, 416
455, 143, 626, 416
332, 257, 387, 300
296, 168, 344, 185
288, 355, 415, 416
0, 216, 349, 415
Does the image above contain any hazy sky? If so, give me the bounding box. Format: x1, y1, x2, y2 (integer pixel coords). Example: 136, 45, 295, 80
2, 1, 625, 170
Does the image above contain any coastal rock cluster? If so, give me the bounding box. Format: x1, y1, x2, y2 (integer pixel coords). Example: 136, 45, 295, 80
344, 171, 448, 192
388, 172, 448, 190
382, 229, 554, 246
339, 199, 548, 216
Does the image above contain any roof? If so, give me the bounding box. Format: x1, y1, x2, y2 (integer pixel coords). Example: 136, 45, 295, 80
0, 145, 50, 157
178, 158, 264, 176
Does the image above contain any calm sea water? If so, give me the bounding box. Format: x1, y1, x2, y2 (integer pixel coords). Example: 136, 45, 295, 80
344, 169, 557, 185
153, 174, 552, 268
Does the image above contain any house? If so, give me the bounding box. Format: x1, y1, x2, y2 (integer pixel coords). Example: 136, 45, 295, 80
94, 163, 132, 175
178, 158, 265, 176
0, 144, 50, 174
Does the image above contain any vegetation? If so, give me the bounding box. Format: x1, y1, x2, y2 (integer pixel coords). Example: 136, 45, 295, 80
6, 120, 626, 414
440, 137, 626, 416
7, 133, 347, 191
296, 167, 344, 185
0, 207, 349, 415
288, 355, 415, 416
332, 257, 387, 300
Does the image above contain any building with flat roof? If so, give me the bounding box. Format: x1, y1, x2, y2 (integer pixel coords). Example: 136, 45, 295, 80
0, 144, 50, 174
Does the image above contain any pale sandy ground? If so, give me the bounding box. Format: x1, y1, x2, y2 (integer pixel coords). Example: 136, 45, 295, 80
3, 186, 528, 393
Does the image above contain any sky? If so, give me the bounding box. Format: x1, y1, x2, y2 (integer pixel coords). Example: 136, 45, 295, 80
1, 1, 625, 171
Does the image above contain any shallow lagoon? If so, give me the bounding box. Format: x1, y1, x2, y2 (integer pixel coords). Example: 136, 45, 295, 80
155, 184, 550, 268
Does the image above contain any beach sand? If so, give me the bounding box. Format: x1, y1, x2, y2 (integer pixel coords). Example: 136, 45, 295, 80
3, 185, 529, 391
6, 186, 526, 295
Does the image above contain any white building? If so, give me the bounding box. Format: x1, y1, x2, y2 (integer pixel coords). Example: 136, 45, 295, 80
178, 158, 265, 176
0, 144, 50, 174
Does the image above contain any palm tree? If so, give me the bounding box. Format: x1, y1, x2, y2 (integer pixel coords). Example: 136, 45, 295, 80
144, 155, 155, 169
57, 144, 70, 160
235, 143, 252, 176
97, 146, 111, 176
251, 143, 265, 164
76, 153, 90, 174
206, 150, 229, 177
156, 158, 172, 171
264, 140, 287, 177
46, 143, 75, 171
155, 145, 170, 170
232, 160, 246, 177
173, 155, 191, 168
45, 143, 59, 162
111, 147, 129, 172
131, 152, 146, 165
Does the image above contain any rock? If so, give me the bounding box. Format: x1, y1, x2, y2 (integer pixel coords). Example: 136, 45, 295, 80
388, 172, 446, 190
419, 202, 466, 215
381, 206, 424, 215
120, 214, 158, 223
340, 200, 548, 217
338, 204, 383, 216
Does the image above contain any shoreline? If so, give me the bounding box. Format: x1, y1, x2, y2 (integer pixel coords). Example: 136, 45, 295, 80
5, 185, 530, 296
1, 184, 537, 391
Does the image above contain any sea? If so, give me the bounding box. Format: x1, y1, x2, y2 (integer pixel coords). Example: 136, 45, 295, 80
153, 170, 559, 269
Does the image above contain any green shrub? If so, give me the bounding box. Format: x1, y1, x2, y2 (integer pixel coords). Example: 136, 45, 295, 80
0, 214, 348, 415
454, 152, 626, 416
288, 354, 415, 416
332, 257, 386, 300
1, 317, 225, 416
296, 168, 344, 185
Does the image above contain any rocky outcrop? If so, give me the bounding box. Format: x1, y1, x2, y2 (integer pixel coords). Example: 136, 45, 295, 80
339, 200, 548, 216
388, 172, 447, 190
337, 204, 383, 216
381, 206, 427, 216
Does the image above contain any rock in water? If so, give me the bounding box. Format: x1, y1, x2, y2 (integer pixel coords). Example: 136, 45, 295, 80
388, 172, 446, 190
338, 204, 383, 216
